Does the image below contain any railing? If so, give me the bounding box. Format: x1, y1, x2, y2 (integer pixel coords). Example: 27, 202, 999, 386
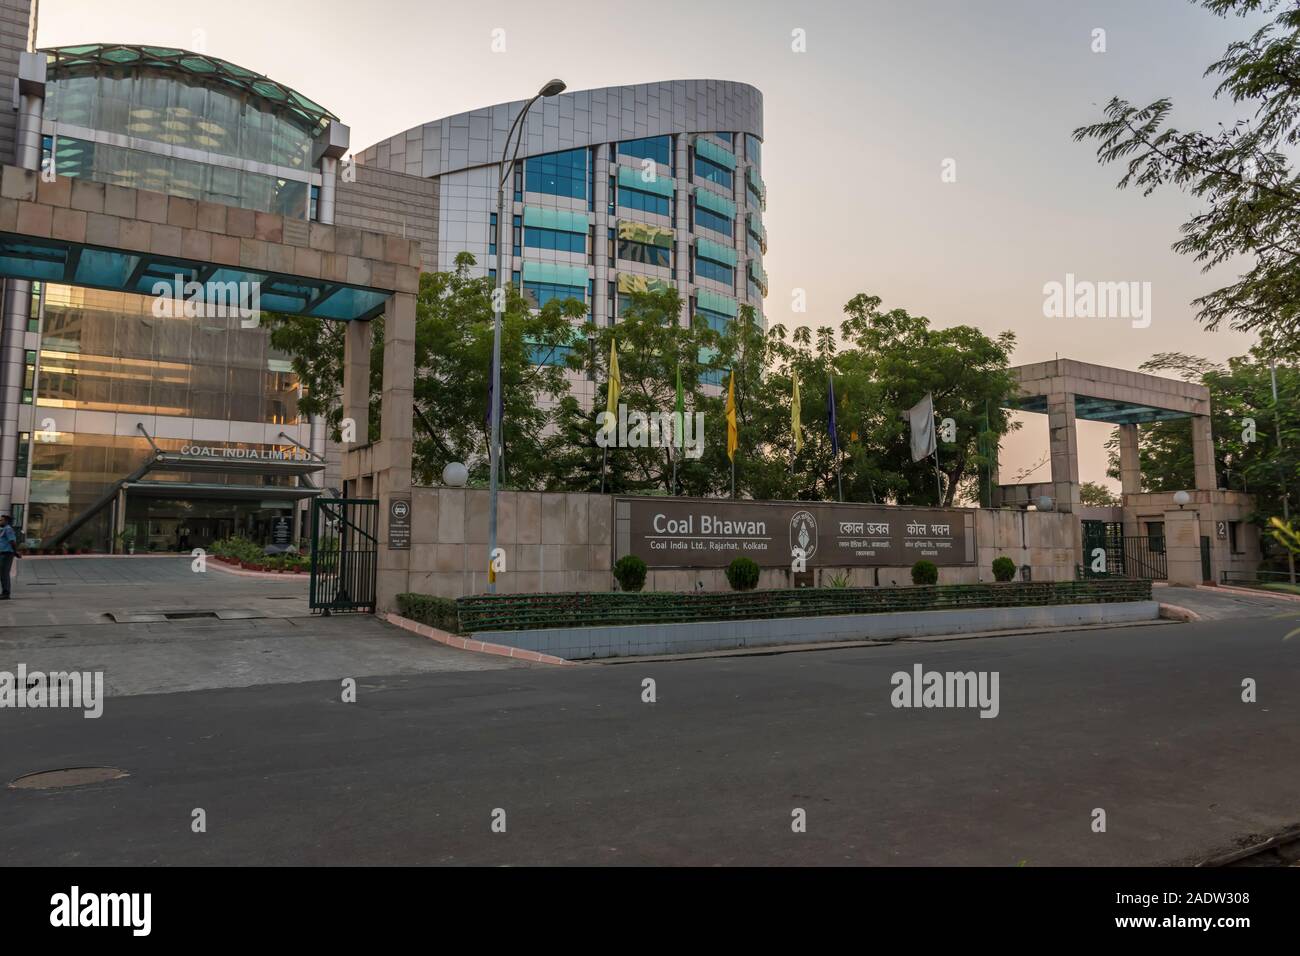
309, 498, 379, 614
1122, 536, 1167, 580
1221, 569, 1300, 587
454, 579, 1154, 633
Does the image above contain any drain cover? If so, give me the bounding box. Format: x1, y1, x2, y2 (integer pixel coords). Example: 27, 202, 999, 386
9, 767, 129, 790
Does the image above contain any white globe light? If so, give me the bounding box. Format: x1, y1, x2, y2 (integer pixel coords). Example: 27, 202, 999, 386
1173, 490, 1191, 507
1035, 496, 1054, 512
442, 461, 468, 487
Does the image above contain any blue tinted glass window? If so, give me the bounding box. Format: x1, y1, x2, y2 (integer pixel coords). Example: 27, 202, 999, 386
746, 134, 762, 169
695, 206, 733, 238
523, 280, 586, 309
713, 132, 734, 148
618, 240, 672, 268
697, 258, 733, 286
523, 227, 586, 254
695, 155, 733, 189
747, 231, 761, 256
529, 344, 578, 367
619, 135, 672, 168
489, 213, 498, 256
620, 187, 671, 217
694, 305, 732, 335
525, 148, 588, 200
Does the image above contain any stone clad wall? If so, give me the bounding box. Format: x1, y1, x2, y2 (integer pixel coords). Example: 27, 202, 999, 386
402, 488, 1079, 598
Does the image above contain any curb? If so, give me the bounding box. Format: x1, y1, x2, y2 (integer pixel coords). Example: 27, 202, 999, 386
206, 558, 309, 580
1198, 583, 1300, 603
384, 613, 575, 666
1158, 603, 1201, 622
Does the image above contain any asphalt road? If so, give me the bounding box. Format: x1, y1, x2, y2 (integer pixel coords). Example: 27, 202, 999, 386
2, 612, 1298, 866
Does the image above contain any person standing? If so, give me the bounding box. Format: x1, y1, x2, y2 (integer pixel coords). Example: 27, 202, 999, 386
0, 513, 22, 600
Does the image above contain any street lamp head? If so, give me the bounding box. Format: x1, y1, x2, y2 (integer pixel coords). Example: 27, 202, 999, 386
1173, 490, 1191, 509
539, 79, 567, 97
1035, 496, 1054, 512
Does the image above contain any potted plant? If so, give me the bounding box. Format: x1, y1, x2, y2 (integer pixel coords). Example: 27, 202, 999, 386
116, 529, 137, 555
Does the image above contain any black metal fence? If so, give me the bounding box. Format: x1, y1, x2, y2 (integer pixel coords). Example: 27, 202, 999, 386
452, 578, 1153, 633
1123, 536, 1168, 580
309, 498, 379, 614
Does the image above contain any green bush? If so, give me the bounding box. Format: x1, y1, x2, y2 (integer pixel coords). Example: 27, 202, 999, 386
726, 556, 761, 591
911, 560, 939, 585
613, 555, 648, 592
396, 593, 462, 633
992, 556, 1018, 582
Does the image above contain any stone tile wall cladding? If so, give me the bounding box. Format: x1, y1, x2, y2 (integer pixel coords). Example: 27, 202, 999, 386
0, 166, 423, 293
406, 488, 1080, 598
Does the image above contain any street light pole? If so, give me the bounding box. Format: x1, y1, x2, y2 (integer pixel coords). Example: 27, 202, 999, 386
1270, 357, 1296, 585
488, 79, 565, 594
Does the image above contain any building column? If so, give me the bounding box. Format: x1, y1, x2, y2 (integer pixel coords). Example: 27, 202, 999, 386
1118, 424, 1141, 496
375, 291, 416, 612
674, 133, 691, 328
341, 317, 372, 496
1047, 392, 1080, 512
1191, 415, 1217, 491
0, 52, 44, 516
1164, 508, 1204, 586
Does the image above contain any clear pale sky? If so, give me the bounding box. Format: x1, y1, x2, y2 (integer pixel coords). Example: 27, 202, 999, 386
36, 0, 1270, 489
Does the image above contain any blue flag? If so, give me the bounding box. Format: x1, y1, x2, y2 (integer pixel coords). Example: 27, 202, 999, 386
826, 374, 839, 455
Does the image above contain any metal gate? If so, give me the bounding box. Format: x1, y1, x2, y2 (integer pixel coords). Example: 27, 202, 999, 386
1082, 520, 1126, 576
309, 498, 379, 614
1123, 535, 1168, 580
1200, 536, 1212, 584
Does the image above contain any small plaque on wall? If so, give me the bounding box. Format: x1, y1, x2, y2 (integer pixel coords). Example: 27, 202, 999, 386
388, 497, 412, 550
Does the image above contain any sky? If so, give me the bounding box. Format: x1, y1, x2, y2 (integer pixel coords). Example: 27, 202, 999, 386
35, 0, 1273, 489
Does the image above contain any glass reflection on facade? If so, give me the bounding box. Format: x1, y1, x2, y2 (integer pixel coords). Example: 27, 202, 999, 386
28, 434, 299, 552
38, 285, 302, 423
45, 71, 316, 169
45, 135, 309, 218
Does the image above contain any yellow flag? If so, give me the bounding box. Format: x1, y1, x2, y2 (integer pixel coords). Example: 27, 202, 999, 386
726, 369, 738, 462
606, 338, 620, 419
791, 374, 803, 454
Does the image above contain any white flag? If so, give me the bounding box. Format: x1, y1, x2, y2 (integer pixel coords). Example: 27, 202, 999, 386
906, 393, 937, 462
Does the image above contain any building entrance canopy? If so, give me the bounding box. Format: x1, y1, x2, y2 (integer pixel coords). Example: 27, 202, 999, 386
0, 232, 391, 321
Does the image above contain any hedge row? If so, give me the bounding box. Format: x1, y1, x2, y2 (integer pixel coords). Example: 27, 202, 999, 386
443, 578, 1152, 634
395, 593, 464, 634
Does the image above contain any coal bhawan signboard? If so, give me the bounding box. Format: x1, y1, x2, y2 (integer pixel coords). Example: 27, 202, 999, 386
615, 497, 976, 568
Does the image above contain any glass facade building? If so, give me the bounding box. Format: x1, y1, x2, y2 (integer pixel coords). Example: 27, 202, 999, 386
353, 81, 765, 411
0, 44, 339, 551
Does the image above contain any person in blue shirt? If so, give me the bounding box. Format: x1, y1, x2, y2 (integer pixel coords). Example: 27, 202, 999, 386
0, 513, 21, 600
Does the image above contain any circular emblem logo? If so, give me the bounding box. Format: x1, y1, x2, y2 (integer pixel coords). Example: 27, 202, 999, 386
789, 510, 818, 562
392, 500, 410, 519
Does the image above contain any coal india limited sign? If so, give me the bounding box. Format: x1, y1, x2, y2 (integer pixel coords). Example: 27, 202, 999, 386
614, 497, 976, 568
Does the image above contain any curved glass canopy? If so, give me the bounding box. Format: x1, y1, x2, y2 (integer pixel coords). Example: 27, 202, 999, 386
40, 44, 338, 135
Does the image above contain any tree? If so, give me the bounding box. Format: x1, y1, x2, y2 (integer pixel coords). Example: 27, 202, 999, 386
578, 287, 726, 495
265, 252, 582, 487
1073, 0, 1300, 351
1079, 481, 1122, 507
833, 295, 1019, 507
1104, 349, 1299, 522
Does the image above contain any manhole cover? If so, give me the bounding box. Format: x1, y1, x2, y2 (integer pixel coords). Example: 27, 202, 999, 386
9, 767, 129, 790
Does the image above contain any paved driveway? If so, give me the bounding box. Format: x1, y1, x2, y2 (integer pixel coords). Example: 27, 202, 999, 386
1155, 583, 1300, 621
0, 556, 526, 696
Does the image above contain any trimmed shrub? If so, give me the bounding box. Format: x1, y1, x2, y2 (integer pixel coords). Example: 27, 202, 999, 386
396, 593, 462, 634
726, 556, 761, 591
911, 560, 939, 586
992, 556, 1018, 582
613, 555, 648, 592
